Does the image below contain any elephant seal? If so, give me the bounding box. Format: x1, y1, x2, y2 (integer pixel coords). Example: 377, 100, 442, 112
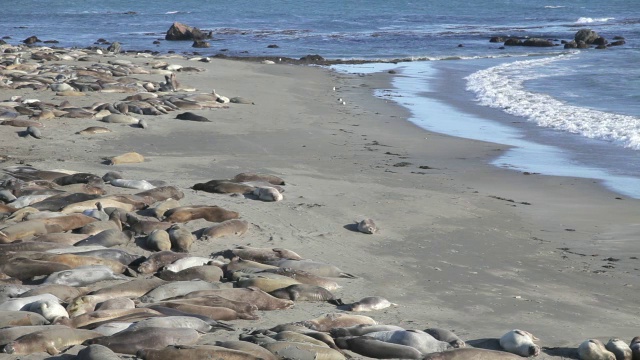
357, 218, 378, 234
100, 114, 139, 124
26, 126, 42, 139
268, 259, 356, 278
109, 152, 144, 165
157, 295, 258, 319
127, 316, 213, 333
192, 181, 255, 194
147, 229, 172, 251
233, 173, 285, 185
3, 327, 103, 355
72, 248, 142, 265
149, 198, 181, 219
75, 228, 132, 247
137, 345, 263, 360
157, 265, 223, 282
33, 252, 126, 273
149, 302, 246, 321
630, 336, 640, 360
2, 257, 71, 280
110, 179, 155, 190
164, 256, 212, 273
0, 293, 60, 311
499, 329, 540, 357
201, 219, 249, 239
236, 276, 301, 293
52, 173, 101, 186
424, 328, 466, 348
0, 310, 49, 327
347, 296, 396, 311
93, 322, 134, 336
335, 336, 422, 359
579, 339, 616, 360
139, 280, 223, 303
95, 297, 135, 311
76, 126, 112, 135
84, 327, 200, 355
137, 251, 189, 274
252, 187, 283, 202
271, 331, 329, 348
218, 246, 303, 262
25, 299, 69, 322
44, 265, 126, 286
180, 287, 293, 310
136, 186, 184, 202
259, 267, 341, 291
301, 313, 377, 332
76, 344, 120, 360
168, 224, 195, 252
605, 338, 632, 360
423, 348, 524, 359
269, 284, 340, 302
262, 341, 345, 360
330, 324, 405, 338
164, 205, 239, 223
176, 111, 210, 122
127, 214, 172, 236
365, 330, 452, 354
32, 232, 90, 244
0, 325, 69, 347
214, 340, 277, 360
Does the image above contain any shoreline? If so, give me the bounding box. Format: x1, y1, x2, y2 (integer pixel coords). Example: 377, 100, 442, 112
1, 44, 639, 358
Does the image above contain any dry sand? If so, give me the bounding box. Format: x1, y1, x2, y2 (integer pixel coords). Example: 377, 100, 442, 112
1, 48, 639, 359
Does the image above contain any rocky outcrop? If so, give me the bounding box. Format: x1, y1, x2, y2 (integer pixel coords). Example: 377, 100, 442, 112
165, 22, 212, 41
489, 36, 505, 43
574, 29, 600, 44
192, 40, 210, 48
504, 38, 522, 46
522, 38, 555, 47
23, 36, 41, 45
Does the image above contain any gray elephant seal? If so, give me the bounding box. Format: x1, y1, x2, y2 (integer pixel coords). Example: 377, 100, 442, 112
424, 328, 466, 348
269, 284, 341, 303
499, 329, 540, 357
137, 251, 189, 274
84, 327, 200, 355
347, 296, 395, 311
232, 172, 285, 185
357, 218, 378, 234
423, 348, 524, 359
3, 327, 103, 355
76, 344, 121, 360
176, 112, 211, 122
578, 339, 616, 360
365, 330, 452, 355
630, 336, 640, 360
201, 219, 249, 239
330, 324, 405, 338
335, 336, 422, 359
44, 265, 125, 286
137, 345, 264, 360
157, 265, 223, 282
168, 224, 195, 252
605, 338, 632, 360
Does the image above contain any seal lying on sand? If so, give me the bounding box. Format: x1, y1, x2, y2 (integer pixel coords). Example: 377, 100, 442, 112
499, 329, 540, 357
578, 339, 616, 360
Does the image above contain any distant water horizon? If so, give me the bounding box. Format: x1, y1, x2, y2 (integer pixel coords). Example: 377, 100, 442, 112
4, 0, 640, 196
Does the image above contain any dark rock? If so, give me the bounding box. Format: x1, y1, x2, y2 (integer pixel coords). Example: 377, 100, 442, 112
504, 38, 522, 46
592, 37, 608, 46
564, 41, 577, 49
498, 46, 505, 50
192, 40, 210, 48
300, 54, 325, 62
489, 36, 505, 43
153, 40, 161, 44
522, 38, 555, 47
457, 44, 464, 47
0, 40, 5, 45
595, 44, 607, 49
561, 40, 568, 44
267, 44, 279, 48
613, 36, 625, 40
609, 40, 626, 46
22, 36, 41, 44
2, 36, 10, 39
574, 29, 599, 44
43, 40, 59, 44
124, 11, 137, 15
388, 70, 397, 74
96, 38, 108, 43
165, 22, 212, 41
107, 41, 122, 53
577, 40, 589, 49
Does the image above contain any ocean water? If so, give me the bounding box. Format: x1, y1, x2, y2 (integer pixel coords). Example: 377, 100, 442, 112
4, 0, 640, 196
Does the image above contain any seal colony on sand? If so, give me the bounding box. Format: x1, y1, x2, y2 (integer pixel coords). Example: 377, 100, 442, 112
0, 41, 636, 360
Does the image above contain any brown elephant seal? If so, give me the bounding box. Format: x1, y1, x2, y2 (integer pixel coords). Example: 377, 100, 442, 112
269, 284, 341, 303
127, 316, 214, 333
2, 257, 71, 281
605, 338, 632, 360
579, 339, 616, 360
180, 287, 293, 310
164, 205, 239, 223
19, 284, 88, 303
149, 198, 181, 219
631, 336, 640, 360
44, 265, 126, 286
52, 173, 101, 186
335, 336, 422, 359
136, 186, 184, 202
168, 224, 195, 252
252, 187, 283, 202
233, 173, 285, 185
424, 328, 466, 348
147, 229, 172, 251
271, 331, 329, 348
76, 126, 113, 135
31, 232, 90, 244
139, 280, 224, 303
259, 267, 341, 291
357, 218, 378, 234
76, 344, 121, 360
157, 265, 223, 282
127, 214, 172, 236
499, 329, 540, 357
262, 341, 345, 360
201, 219, 249, 239
75, 228, 132, 247
347, 296, 395, 311
56, 308, 163, 329
365, 330, 452, 354
218, 246, 303, 262
225, 257, 279, 273
236, 276, 301, 293
33, 252, 127, 273
0, 310, 49, 327
84, 327, 200, 355
214, 340, 278, 360
423, 348, 525, 359
151, 302, 248, 321
192, 181, 255, 194
0, 220, 58, 243
301, 313, 377, 332
95, 297, 135, 311
109, 152, 144, 165
137, 345, 263, 360
137, 251, 189, 274
3, 327, 103, 355
0, 325, 69, 347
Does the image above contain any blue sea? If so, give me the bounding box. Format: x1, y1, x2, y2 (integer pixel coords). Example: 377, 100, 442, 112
4, 0, 640, 196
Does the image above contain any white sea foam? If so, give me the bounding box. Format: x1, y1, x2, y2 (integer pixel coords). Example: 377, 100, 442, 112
465, 55, 640, 150
575, 17, 615, 24
544, 5, 565, 8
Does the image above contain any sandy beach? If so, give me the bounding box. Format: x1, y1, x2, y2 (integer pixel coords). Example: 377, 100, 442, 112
1, 46, 639, 359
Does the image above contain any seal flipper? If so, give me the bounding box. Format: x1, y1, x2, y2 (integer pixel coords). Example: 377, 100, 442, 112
339, 272, 358, 279
328, 298, 344, 306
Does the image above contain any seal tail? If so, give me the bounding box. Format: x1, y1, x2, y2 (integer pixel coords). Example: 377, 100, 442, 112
328, 298, 344, 306
210, 321, 235, 332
